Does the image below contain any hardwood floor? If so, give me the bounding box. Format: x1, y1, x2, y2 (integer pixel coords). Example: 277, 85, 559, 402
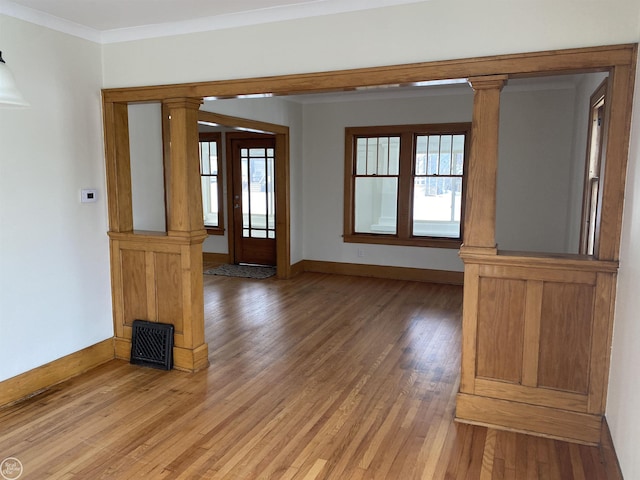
0, 273, 619, 479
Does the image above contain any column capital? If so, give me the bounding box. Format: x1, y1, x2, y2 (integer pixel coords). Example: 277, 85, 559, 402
468, 75, 508, 91
163, 97, 203, 110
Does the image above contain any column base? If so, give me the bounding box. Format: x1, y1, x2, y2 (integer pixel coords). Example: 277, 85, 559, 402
115, 337, 209, 373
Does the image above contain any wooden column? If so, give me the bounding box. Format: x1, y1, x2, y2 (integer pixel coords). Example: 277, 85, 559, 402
105, 97, 209, 373
460, 75, 507, 255
164, 98, 207, 237
162, 97, 209, 371
103, 101, 133, 233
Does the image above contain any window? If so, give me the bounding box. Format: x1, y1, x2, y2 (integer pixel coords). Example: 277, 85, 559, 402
580, 79, 607, 256
199, 132, 224, 234
344, 123, 470, 248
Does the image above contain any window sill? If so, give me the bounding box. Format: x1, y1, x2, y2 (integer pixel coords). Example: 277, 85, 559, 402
205, 227, 225, 236
343, 234, 462, 249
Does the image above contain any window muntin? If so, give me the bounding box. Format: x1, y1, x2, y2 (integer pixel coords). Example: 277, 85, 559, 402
345, 123, 470, 248
199, 132, 224, 233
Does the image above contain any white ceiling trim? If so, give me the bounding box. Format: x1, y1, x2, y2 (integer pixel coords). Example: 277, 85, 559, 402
0, 1, 101, 43
1, 0, 428, 45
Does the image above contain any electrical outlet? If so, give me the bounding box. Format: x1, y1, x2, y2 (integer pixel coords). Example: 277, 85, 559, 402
357, 248, 364, 258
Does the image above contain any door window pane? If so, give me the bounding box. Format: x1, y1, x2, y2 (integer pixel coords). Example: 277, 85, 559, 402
240, 144, 276, 239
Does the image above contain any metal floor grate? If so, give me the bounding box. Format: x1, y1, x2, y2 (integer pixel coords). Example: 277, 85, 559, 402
130, 320, 174, 370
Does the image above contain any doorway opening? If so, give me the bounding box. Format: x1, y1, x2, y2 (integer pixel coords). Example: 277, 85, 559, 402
197, 110, 290, 276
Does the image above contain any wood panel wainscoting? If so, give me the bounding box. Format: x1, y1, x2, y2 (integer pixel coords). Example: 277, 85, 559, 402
109, 231, 209, 371
457, 252, 617, 444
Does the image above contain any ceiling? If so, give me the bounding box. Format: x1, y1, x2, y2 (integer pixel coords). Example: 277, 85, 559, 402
0, 0, 424, 43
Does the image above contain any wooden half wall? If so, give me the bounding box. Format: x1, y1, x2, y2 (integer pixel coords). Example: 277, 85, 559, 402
455, 51, 636, 444
103, 98, 209, 372
457, 253, 618, 444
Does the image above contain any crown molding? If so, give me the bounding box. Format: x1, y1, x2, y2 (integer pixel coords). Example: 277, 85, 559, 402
1, 0, 427, 45
0, 0, 102, 43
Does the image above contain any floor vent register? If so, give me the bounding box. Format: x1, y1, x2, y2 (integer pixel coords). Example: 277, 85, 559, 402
130, 320, 174, 370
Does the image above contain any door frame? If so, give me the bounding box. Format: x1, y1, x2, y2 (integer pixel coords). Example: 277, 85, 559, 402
198, 110, 290, 278
226, 131, 277, 266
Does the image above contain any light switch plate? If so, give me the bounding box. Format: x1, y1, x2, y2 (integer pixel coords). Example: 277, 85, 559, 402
81, 188, 98, 203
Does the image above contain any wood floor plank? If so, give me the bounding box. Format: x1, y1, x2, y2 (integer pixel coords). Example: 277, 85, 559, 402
480, 428, 497, 480
0, 272, 620, 479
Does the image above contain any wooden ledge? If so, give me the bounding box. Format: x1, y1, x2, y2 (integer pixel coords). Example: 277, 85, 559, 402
108, 229, 209, 245
459, 249, 619, 273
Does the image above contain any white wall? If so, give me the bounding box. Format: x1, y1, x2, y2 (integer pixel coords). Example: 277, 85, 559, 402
102, 0, 640, 88
496, 85, 577, 253
606, 47, 640, 480
0, 15, 112, 382
301, 91, 473, 271
128, 103, 166, 232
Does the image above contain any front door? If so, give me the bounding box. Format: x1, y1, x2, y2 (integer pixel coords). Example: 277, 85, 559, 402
230, 135, 277, 266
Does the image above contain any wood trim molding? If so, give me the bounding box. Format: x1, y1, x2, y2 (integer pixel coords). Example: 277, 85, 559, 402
210, 117, 291, 279
203, 252, 230, 264
596, 61, 636, 260
290, 260, 305, 277
199, 110, 289, 135
456, 393, 602, 445
461, 249, 619, 273
301, 260, 464, 285
0, 338, 115, 408
114, 338, 209, 373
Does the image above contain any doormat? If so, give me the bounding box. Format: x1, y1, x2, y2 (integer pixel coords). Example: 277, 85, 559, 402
204, 264, 276, 279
